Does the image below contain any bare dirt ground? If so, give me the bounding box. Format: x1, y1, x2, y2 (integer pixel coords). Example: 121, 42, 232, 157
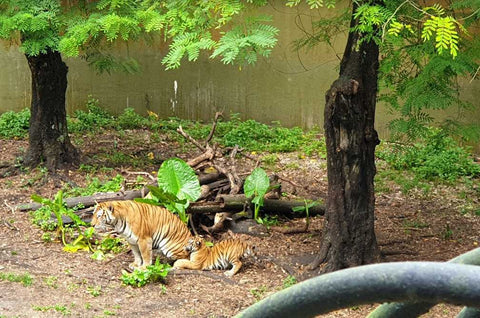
0, 131, 479, 318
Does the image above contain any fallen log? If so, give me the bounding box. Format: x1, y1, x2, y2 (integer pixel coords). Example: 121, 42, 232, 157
16, 189, 147, 212
16, 172, 226, 212
216, 194, 325, 217
18, 190, 325, 219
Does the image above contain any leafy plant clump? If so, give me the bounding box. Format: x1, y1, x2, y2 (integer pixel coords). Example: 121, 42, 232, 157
0, 108, 30, 139
31, 190, 94, 252
115, 107, 150, 130
121, 259, 171, 288
68, 96, 114, 133
378, 128, 480, 182
220, 119, 304, 152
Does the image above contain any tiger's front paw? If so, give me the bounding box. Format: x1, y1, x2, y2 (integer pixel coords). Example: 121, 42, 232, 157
129, 262, 142, 271
224, 270, 234, 277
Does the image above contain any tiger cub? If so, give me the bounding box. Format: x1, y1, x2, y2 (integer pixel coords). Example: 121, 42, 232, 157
91, 200, 193, 270
173, 236, 256, 276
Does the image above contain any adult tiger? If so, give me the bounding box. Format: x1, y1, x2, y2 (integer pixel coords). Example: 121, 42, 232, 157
91, 200, 193, 270
173, 236, 256, 276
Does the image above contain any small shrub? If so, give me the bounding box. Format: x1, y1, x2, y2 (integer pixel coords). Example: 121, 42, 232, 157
0, 108, 30, 139
68, 96, 114, 132
116, 107, 149, 130
121, 259, 171, 287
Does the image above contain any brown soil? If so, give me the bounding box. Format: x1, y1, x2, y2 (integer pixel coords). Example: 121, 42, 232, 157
0, 131, 479, 318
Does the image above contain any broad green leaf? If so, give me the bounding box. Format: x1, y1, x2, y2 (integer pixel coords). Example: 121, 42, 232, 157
244, 167, 269, 199
157, 158, 201, 202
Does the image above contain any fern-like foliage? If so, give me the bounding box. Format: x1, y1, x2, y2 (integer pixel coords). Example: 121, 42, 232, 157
353, 4, 392, 43
421, 15, 460, 57
58, 0, 279, 70
380, 0, 480, 143
0, 0, 62, 56
210, 16, 279, 66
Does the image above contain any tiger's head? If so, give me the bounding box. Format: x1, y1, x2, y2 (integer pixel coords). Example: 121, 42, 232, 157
184, 236, 206, 253
91, 202, 118, 231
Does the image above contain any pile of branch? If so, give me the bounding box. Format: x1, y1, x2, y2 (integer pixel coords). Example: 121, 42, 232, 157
16, 112, 325, 233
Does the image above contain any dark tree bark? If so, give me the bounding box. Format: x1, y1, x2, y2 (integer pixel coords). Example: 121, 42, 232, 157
310, 2, 381, 273
24, 49, 78, 171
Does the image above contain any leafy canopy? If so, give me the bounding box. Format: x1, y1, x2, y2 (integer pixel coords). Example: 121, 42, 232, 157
0, 0, 279, 70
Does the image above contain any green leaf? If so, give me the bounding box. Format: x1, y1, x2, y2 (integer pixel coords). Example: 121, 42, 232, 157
91, 250, 106, 261
244, 167, 270, 200
157, 158, 201, 202
145, 185, 182, 204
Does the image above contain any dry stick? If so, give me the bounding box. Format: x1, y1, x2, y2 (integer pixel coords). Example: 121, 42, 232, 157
4, 200, 16, 214
205, 111, 223, 146
173, 269, 237, 285
122, 170, 156, 182
187, 146, 215, 167
177, 126, 205, 151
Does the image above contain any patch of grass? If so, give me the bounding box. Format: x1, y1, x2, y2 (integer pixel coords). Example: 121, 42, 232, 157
0, 108, 30, 139
44, 276, 58, 289
300, 129, 327, 158
32, 304, 71, 315
87, 285, 102, 297
282, 275, 297, 289
257, 215, 279, 229
377, 128, 480, 182
250, 285, 268, 302
0, 272, 33, 286
375, 169, 432, 195
102, 309, 116, 316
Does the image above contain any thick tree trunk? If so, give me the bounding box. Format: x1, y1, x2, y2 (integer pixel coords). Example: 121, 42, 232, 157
310, 3, 381, 273
24, 50, 78, 171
